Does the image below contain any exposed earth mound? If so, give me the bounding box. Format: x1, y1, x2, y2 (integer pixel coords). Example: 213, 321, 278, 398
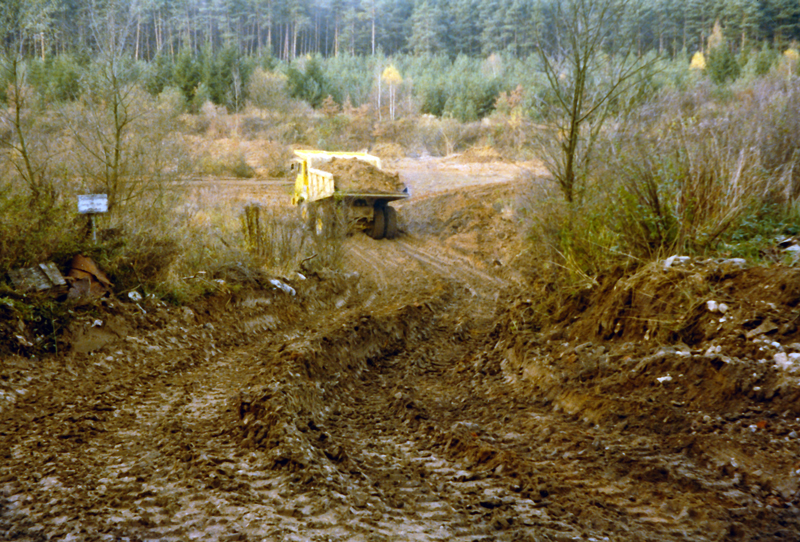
325, 157, 405, 193
455, 146, 506, 163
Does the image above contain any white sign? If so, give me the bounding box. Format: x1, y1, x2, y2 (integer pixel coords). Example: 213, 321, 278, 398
78, 194, 108, 214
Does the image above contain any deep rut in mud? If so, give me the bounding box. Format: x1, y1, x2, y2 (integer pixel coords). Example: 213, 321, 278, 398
2, 171, 800, 541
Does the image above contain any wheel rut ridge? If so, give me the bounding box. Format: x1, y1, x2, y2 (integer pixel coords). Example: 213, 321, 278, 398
235, 287, 454, 472
235, 281, 574, 540
394, 239, 505, 292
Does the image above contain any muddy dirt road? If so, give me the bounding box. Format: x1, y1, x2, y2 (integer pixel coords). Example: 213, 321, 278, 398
2, 158, 800, 541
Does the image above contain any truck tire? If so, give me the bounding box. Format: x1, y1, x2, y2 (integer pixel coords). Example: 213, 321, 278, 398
368, 204, 386, 239
384, 206, 398, 239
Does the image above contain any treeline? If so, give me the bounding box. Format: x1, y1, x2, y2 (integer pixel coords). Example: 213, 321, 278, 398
2, 0, 800, 62
8, 44, 795, 124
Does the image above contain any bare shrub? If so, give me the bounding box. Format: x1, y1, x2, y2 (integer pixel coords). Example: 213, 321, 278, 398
251, 140, 293, 177
746, 77, 800, 203
0, 57, 84, 275
246, 68, 298, 114
315, 114, 373, 151
241, 204, 309, 272
373, 117, 484, 156
526, 76, 800, 277
195, 152, 254, 178
199, 100, 231, 138
0, 57, 66, 208
62, 74, 186, 212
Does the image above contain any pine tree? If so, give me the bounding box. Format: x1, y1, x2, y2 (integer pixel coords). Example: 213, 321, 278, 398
409, 0, 443, 55
450, 0, 479, 56
766, 0, 800, 47
685, 0, 721, 53
379, 0, 412, 55
721, 0, 757, 51
339, 3, 359, 55
503, 0, 526, 56
479, 0, 504, 55
173, 45, 200, 102
20, 0, 58, 59
706, 23, 741, 83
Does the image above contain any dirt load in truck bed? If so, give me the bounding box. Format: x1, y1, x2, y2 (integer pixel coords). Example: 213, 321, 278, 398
324, 157, 405, 194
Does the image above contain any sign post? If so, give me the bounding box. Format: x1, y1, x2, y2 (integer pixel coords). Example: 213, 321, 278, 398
77, 194, 108, 242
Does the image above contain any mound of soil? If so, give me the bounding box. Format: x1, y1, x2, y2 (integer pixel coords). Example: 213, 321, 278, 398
370, 142, 405, 161
324, 157, 405, 193
456, 146, 506, 163
489, 256, 800, 438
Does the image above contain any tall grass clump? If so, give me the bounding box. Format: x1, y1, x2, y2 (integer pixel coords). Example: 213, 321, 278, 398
609, 76, 800, 258
528, 74, 800, 278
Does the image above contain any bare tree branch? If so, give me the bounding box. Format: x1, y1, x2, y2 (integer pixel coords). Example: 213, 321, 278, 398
533, 0, 658, 204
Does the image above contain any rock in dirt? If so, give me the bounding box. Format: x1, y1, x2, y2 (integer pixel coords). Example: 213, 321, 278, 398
746, 320, 779, 339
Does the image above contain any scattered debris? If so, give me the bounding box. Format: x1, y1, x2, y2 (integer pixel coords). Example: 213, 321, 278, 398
269, 279, 296, 296
663, 255, 691, 269
8, 263, 67, 293
746, 320, 779, 339
67, 255, 112, 300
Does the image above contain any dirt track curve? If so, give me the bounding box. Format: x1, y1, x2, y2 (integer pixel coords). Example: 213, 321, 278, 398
2, 158, 800, 541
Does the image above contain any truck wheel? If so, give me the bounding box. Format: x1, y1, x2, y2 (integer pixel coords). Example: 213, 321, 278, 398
368, 204, 386, 239
384, 206, 398, 239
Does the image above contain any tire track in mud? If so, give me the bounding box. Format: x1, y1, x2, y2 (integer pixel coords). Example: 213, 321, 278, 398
5, 171, 794, 541
233, 285, 557, 541
0, 291, 320, 541
230, 276, 732, 541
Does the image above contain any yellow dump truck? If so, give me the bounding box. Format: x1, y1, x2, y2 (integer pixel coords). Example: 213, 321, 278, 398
290, 150, 409, 240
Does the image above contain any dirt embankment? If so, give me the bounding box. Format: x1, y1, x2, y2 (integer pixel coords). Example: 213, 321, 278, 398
1, 158, 799, 541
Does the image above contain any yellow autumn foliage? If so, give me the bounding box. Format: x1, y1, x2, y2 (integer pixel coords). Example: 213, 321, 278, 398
690, 52, 706, 70
381, 65, 402, 85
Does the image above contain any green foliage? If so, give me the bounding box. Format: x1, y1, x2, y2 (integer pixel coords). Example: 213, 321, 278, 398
707, 46, 741, 85
0, 193, 85, 276
191, 82, 212, 111
440, 56, 505, 121
173, 47, 200, 103
754, 45, 779, 76
26, 54, 84, 102
287, 56, 330, 108
94, 232, 180, 294
202, 45, 251, 111
144, 53, 174, 96
721, 204, 799, 259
